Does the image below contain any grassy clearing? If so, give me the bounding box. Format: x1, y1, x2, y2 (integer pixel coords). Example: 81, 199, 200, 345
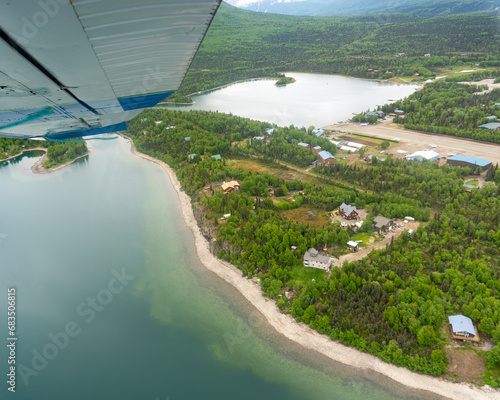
351, 232, 375, 247
281, 206, 330, 228
290, 264, 328, 283
228, 159, 312, 182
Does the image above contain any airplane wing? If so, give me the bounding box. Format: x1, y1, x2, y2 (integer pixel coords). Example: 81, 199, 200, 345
0, 0, 221, 140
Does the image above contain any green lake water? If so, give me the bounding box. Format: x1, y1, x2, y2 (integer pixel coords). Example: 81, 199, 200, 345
0, 139, 444, 400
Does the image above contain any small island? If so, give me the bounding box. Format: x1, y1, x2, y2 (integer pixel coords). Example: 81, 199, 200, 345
275, 74, 295, 86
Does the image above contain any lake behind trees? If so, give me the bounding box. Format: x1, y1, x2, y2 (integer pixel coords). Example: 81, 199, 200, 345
161, 73, 419, 128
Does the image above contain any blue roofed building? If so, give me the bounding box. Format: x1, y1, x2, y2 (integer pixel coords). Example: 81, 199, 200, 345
318, 150, 335, 165
446, 155, 492, 171
485, 115, 497, 120
448, 315, 478, 341
405, 150, 439, 162
313, 128, 325, 137
298, 142, 310, 149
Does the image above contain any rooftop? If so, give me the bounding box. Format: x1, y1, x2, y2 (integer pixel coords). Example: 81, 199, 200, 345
373, 216, 391, 228
407, 150, 439, 160
448, 315, 475, 336
318, 150, 335, 160
448, 155, 491, 167
303, 248, 331, 264
340, 203, 357, 215
477, 122, 500, 130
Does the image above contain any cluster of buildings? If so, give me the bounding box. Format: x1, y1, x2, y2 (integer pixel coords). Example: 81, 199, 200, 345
365, 110, 405, 120
404, 151, 493, 173
297, 142, 336, 165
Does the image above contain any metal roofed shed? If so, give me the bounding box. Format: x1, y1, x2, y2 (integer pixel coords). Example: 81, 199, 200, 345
347, 241, 359, 251
346, 142, 365, 149
340, 145, 358, 153
318, 150, 335, 165
446, 155, 492, 171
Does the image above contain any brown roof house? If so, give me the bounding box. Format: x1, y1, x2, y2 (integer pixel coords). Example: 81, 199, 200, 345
318, 150, 335, 165
339, 203, 359, 220
221, 181, 240, 194
373, 216, 393, 233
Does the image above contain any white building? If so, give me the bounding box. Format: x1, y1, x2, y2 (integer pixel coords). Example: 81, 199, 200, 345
303, 248, 333, 271
346, 141, 365, 149
405, 150, 439, 162
340, 145, 358, 152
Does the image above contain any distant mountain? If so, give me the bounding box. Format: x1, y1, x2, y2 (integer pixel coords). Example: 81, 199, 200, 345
224, 0, 500, 17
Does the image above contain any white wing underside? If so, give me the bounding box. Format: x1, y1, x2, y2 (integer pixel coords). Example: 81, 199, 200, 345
0, 0, 221, 139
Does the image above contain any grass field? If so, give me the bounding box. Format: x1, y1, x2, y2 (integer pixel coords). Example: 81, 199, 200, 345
290, 264, 328, 283
281, 206, 330, 228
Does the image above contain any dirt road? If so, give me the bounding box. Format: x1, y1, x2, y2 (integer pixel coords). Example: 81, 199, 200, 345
336, 221, 421, 265
324, 119, 500, 166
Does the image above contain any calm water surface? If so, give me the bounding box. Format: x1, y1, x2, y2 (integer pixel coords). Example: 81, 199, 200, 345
161, 73, 419, 128
0, 140, 443, 400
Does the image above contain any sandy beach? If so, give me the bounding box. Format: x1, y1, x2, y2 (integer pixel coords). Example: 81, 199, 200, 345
121, 133, 498, 400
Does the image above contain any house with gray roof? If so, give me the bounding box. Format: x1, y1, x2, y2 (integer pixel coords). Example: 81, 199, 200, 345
373, 216, 392, 233
477, 122, 500, 130
303, 248, 333, 271
339, 203, 359, 220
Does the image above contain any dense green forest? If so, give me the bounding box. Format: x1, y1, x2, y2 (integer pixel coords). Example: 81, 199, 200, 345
177, 3, 500, 96
127, 109, 500, 386
370, 79, 500, 143
0, 137, 88, 168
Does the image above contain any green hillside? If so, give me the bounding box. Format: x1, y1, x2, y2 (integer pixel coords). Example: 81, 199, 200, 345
179, 3, 500, 95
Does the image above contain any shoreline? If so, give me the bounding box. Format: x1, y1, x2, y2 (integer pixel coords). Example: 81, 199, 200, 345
120, 133, 497, 400
1, 146, 90, 174
30, 150, 90, 175
158, 76, 281, 105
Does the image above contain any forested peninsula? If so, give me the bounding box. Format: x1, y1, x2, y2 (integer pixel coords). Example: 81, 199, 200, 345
126, 109, 500, 388
0, 137, 88, 170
